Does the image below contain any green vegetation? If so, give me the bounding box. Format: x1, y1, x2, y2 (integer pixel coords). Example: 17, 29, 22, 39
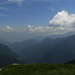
0, 43, 25, 68
0, 63, 75, 75
0, 53, 25, 68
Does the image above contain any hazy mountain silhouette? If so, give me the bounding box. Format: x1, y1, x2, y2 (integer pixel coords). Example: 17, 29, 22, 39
10, 38, 56, 63
10, 34, 75, 63
0, 37, 11, 46
10, 39, 39, 62
39, 34, 75, 63
0, 43, 24, 68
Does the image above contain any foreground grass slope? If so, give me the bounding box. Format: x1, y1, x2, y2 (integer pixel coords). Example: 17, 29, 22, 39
0, 64, 75, 75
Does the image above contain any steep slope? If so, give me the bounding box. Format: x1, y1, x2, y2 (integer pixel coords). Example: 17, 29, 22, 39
10, 39, 39, 62
0, 43, 17, 57
10, 38, 56, 63
0, 43, 24, 68
27, 37, 55, 63
10, 34, 75, 63
10, 37, 64, 63
39, 34, 75, 63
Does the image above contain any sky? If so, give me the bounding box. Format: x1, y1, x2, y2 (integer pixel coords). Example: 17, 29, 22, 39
0, 0, 75, 42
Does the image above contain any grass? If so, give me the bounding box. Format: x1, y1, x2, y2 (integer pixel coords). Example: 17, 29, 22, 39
0, 63, 75, 75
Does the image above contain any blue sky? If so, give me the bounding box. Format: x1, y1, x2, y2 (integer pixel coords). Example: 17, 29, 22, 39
0, 0, 74, 27
0, 0, 75, 42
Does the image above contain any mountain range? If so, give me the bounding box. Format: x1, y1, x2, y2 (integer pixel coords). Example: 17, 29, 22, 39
9, 34, 75, 63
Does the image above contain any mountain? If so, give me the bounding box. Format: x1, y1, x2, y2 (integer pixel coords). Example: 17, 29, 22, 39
10, 39, 39, 54
0, 37, 11, 46
0, 43, 24, 68
10, 39, 39, 62
10, 34, 75, 63
10, 38, 56, 63
39, 34, 75, 63
28, 37, 64, 63
0, 43, 18, 57
27, 37, 55, 63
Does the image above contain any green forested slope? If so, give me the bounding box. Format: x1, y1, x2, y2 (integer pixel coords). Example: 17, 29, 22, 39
0, 43, 25, 68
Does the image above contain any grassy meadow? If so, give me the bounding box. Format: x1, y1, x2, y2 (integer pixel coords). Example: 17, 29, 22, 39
0, 63, 75, 75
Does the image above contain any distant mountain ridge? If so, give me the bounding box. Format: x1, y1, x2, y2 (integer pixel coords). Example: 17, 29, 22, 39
39, 34, 75, 63
10, 34, 75, 63
0, 37, 11, 46
10, 39, 39, 56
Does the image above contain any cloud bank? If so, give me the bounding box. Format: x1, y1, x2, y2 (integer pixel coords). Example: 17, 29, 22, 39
0, 10, 75, 42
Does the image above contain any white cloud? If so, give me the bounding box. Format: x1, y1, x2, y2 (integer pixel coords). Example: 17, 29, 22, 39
49, 10, 75, 28
25, 25, 35, 32
27, 25, 33, 28
6, 26, 14, 30
3, 26, 24, 32
25, 25, 60, 34
24, 10, 75, 35
1, 9, 75, 42
1, 10, 75, 35
1, 26, 14, 31
0, 23, 75, 42
1, 24, 71, 34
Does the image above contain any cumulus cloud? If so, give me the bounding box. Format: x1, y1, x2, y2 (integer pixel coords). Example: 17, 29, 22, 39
0, 23, 75, 42
1, 10, 75, 35
3, 26, 24, 32
1, 26, 14, 31
49, 10, 75, 28
1, 24, 71, 34
25, 25, 35, 32
25, 25, 63, 34
6, 26, 14, 30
